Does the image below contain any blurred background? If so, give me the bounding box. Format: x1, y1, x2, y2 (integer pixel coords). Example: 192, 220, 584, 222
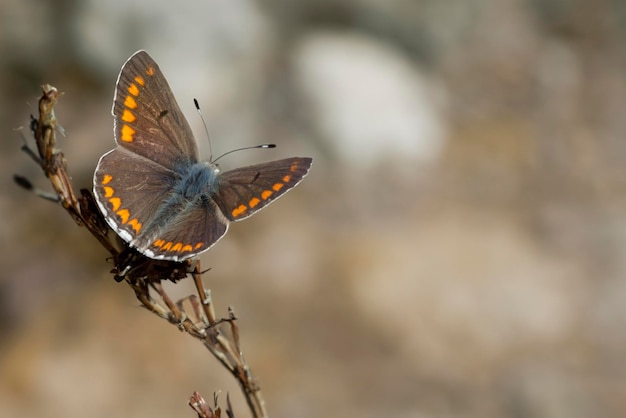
2, 0, 626, 417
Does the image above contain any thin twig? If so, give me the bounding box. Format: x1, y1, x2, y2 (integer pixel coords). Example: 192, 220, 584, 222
17, 84, 268, 418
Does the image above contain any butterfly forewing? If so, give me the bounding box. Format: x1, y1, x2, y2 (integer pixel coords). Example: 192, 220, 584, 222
215, 157, 313, 222
113, 50, 199, 168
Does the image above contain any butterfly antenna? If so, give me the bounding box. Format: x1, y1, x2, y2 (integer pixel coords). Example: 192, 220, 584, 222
194, 99, 276, 163
194, 98, 213, 161
213, 144, 276, 164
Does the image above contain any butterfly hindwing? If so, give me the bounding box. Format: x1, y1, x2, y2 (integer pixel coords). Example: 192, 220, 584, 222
214, 157, 313, 222
141, 198, 229, 260
113, 50, 199, 169
94, 147, 178, 246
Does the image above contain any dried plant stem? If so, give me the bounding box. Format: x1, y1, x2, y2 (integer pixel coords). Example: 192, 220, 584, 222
17, 84, 268, 418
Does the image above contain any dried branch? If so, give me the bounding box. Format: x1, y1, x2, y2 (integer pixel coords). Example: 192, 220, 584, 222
16, 84, 268, 418
189, 391, 235, 418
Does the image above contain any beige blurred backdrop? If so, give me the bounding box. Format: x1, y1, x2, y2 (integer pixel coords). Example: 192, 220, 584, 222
2, 1, 626, 417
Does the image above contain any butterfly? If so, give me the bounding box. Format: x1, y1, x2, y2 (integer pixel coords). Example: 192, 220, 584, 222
93, 51, 312, 261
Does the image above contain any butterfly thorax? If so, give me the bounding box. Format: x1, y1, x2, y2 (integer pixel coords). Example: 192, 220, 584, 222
173, 162, 220, 199
135, 162, 220, 242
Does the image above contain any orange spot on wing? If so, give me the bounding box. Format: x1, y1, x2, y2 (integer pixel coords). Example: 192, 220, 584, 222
194, 243, 203, 250
134, 75, 145, 86
232, 204, 247, 217
128, 218, 142, 233
154, 239, 165, 248
172, 243, 183, 251
146, 67, 155, 76
102, 174, 113, 185
261, 190, 273, 200
127, 83, 139, 96
162, 242, 173, 251
124, 95, 137, 109
109, 197, 121, 211
282, 175, 292, 183
249, 197, 261, 208
290, 162, 299, 172
121, 124, 135, 142
182, 244, 193, 252
116, 209, 130, 223
272, 183, 284, 192
103, 186, 114, 198
122, 109, 136, 123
